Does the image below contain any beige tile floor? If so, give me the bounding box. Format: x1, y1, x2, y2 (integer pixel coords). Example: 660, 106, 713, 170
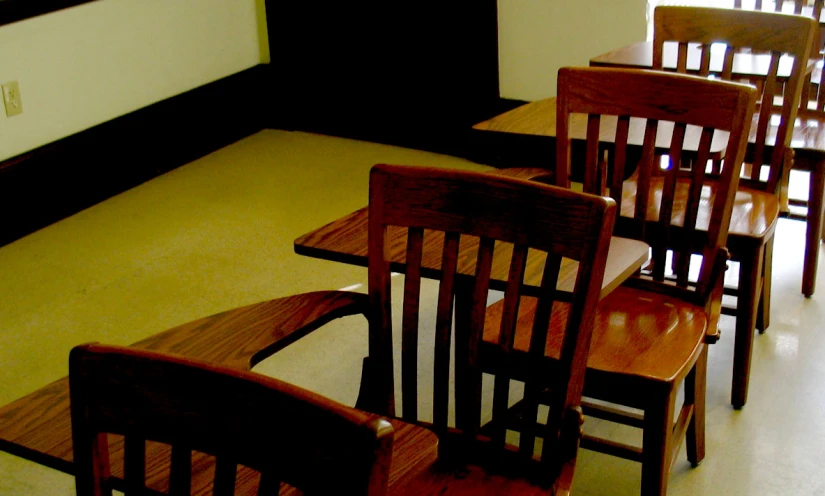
1, 129, 824, 494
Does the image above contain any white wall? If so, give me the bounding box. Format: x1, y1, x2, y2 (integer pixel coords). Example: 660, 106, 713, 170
0, 0, 647, 161
0, 0, 264, 161
498, 0, 648, 101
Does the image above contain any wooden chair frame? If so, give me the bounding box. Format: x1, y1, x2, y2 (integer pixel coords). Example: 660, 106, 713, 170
485, 67, 755, 496
653, 6, 818, 407
70, 344, 394, 495
361, 164, 616, 493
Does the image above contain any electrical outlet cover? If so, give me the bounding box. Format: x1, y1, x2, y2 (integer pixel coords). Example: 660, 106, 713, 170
2, 81, 23, 117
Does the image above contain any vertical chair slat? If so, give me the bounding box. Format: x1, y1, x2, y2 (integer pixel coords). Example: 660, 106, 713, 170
169, 445, 192, 495
490, 243, 529, 451
722, 46, 735, 81
518, 253, 563, 458
401, 227, 424, 422
584, 114, 602, 194
123, 437, 145, 496
676, 127, 715, 287
699, 44, 711, 77
767, 54, 807, 193
611, 116, 631, 209
751, 53, 782, 181
456, 236, 494, 439
257, 471, 280, 496
433, 231, 460, 433
653, 121, 687, 282
632, 119, 660, 241
213, 458, 237, 496
677, 42, 688, 73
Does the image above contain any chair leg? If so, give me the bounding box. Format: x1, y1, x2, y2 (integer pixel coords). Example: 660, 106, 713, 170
732, 246, 764, 409
685, 347, 707, 467
803, 159, 825, 297
641, 389, 677, 496
757, 235, 773, 333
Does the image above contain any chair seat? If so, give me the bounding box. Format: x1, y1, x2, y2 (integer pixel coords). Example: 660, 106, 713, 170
483, 286, 707, 384
621, 177, 779, 240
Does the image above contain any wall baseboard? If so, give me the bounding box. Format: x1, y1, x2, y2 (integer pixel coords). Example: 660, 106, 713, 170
0, 65, 268, 247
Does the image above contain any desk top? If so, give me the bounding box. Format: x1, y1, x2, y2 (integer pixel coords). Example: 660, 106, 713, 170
590, 40, 812, 80
0, 291, 438, 493
294, 207, 650, 300
472, 97, 731, 154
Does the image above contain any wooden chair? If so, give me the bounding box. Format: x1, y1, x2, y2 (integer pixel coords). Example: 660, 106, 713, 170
69, 165, 618, 495
652, 6, 818, 407
358, 164, 617, 494
70, 343, 396, 495
483, 67, 756, 495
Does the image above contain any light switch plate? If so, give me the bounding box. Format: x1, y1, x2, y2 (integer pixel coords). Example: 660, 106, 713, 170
2, 81, 23, 117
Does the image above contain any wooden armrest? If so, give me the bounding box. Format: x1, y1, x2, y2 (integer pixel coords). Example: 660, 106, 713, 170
132, 290, 371, 371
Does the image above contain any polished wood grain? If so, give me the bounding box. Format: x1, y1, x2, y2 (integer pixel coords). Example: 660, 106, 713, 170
652, 7, 817, 408
654, 7, 815, 190
590, 7, 825, 299
694, 0, 825, 298
591, 40, 811, 81
70, 344, 397, 495
294, 207, 648, 300
0, 292, 439, 494
473, 96, 731, 153
363, 164, 617, 493
483, 67, 755, 496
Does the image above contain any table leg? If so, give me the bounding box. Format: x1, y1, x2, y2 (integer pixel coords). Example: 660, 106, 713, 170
803, 159, 825, 297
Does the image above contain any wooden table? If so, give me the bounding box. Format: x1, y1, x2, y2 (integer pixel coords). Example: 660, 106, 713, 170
590, 40, 814, 80
590, 40, 825, 297
293, 207, 650, 300
0, 292, 439, 494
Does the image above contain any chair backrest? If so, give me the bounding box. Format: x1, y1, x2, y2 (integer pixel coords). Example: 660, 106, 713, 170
555, 67, 755, 301
365, 164, 616, 473
653, 6, 817, 193
70, 343, 393, 496
734, 0, 821, 14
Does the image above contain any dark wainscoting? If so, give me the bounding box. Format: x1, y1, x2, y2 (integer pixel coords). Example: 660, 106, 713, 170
2, 0, 507, 247
266, 0, 503, 156
0, 65, 268, 247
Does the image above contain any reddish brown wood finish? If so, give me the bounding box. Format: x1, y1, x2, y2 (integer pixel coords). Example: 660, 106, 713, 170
591, 40, 810, 81
654, 7, 815, 193
365, 164, 617, 493
653, 6, 817, 407
731, 0, 825, 112
0, 292, 439, 494
483, 67, 755, 496
70, 344, 395, 495
590, 29, 825, 301
294, 207, 648, 300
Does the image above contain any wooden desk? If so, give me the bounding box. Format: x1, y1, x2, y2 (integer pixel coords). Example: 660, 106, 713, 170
473, 97, 730, 154
590, 40, 813, 80
294, 207, 650, 300
0, 292, 438, 493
